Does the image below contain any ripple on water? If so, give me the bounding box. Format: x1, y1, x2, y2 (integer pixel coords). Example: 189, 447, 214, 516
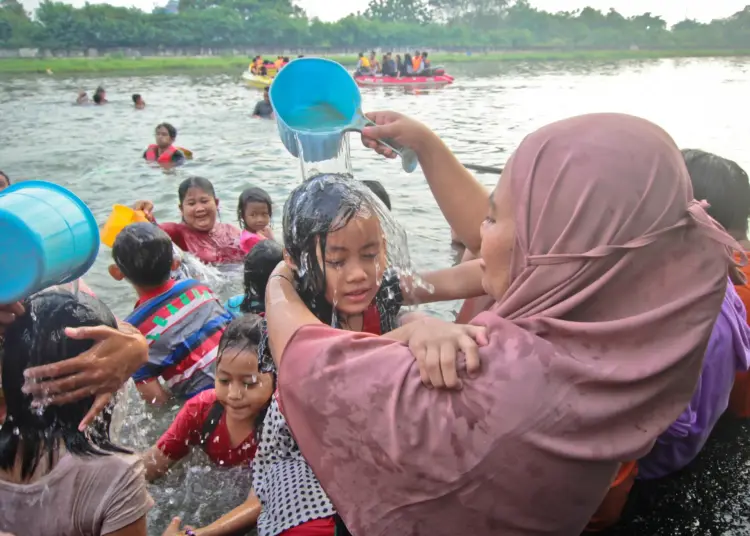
3, 59, 750, 534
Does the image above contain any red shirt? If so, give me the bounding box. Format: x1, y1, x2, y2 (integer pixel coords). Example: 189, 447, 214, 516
156, 389, 258, 467
134, 279, 175, 309
159, 221, 244, 265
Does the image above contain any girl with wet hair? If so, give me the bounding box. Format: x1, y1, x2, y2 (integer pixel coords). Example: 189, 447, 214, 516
0, 289, 153, 536
132, 176, 245, 265
146, 315, 275, 535
225, 239, 284, 317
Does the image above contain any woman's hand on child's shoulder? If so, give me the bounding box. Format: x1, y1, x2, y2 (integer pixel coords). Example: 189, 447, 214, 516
385, 316, 488, 390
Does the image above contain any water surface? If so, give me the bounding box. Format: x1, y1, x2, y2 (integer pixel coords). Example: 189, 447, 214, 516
2, 58, 750, 535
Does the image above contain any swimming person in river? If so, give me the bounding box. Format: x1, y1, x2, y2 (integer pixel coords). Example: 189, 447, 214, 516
142, 315, 274, 484
133, 176, 246, 265
0, 171, 10, 192
224, 239, 284, 317
252, 87, 274, 119
143, 123, 185, 167
0, 289, 153, 536
110, 222, 233, 405
132, 94, 145, 109
263, 112, 737, 535
237, 186, 275, 254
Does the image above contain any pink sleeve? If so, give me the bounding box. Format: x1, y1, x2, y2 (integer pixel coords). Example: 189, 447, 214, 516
240, 230, 263, 254
277, 322, 615, 536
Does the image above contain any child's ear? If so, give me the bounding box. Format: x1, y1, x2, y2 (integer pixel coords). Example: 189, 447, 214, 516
282, 249, 298, 272
108, 264, 125, 281
171, 257, 181, 272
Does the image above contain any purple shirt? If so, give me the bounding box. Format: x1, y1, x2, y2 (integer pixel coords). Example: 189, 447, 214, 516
638, 283, 750, 479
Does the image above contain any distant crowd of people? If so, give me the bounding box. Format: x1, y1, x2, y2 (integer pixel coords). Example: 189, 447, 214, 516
355, 50, 435, 77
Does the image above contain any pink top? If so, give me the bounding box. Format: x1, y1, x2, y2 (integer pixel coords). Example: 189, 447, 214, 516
159, 221, 244, 264
240, 229, 265, 254
274, 114, 737, 535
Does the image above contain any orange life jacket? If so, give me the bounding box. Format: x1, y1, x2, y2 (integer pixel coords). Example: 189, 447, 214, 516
145, 144, 177, 164
274, 59, 283, 69
412, 56, 422, 71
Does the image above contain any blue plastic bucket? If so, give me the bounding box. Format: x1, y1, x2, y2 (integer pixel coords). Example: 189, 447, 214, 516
271, 58, 361, 163
0, 181, 100, 303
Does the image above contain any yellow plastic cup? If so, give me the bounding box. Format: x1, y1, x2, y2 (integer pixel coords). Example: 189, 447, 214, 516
100, 204, 149, 248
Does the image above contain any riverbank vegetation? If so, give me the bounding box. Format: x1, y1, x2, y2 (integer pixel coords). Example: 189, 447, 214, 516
1, 0, 749, 59
3, 49, 750, 75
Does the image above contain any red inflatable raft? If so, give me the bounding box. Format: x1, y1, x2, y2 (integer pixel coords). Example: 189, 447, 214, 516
354, 74, 455, 87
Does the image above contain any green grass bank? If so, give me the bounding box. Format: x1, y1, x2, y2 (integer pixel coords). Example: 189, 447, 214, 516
2, 49, 750, 75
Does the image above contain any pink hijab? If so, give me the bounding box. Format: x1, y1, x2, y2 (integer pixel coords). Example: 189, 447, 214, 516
277, 114, 736, 535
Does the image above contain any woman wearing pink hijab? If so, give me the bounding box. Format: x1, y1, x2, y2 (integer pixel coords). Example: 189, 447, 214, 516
264, 112, 738, 535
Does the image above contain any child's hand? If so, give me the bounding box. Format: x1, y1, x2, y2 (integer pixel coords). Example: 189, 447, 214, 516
259, 226, 275, 240
133, 200, 155, 222
161, 518, 198, 536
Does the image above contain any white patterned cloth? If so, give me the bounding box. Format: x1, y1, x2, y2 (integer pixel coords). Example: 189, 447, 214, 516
254, 396, 336, 536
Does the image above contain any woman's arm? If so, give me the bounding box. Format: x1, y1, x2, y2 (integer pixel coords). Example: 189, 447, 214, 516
141, 445, 176, 482
402, 259, 486, 305
192, 492, 261, 536
265, 264, 323, 367
362, 112, 490, 254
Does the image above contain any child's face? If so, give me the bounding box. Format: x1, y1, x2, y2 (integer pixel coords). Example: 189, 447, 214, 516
318, 213, 386, 316
243, 202, 270, 233
155, 126, 173, 148
180, 187, 218, 232
215, 349, 273, 422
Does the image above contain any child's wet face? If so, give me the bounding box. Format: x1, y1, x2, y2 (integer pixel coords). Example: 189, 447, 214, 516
215, 349, 273, 422
155, 126, 173, 148
180, 187, 218, 232
318, 213, 386, 316
243, 202, 271, 233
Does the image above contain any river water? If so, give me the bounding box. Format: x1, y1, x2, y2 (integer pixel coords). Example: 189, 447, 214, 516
2, 57, 750, 534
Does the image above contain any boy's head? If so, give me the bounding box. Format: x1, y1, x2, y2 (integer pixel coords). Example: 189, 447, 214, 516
682, 149, 750, 237
132, 94, 144, 107
110, 222, 177, 289
155, 122, 177, 148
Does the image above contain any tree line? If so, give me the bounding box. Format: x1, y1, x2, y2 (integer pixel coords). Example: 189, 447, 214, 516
1, 0, 749, 52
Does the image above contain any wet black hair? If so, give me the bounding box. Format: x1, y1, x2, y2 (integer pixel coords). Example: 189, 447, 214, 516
156, 122, 177, 141
112, 222, 173, 288
92, 93, 103, 104
215, 315, 275, 431
682, 149, 750, 234
241, 239, 283, 314
362, 180, 391, 211
0, 171, 9, 186
132, 93, 141, 103
0, 290, 130, 481
282, 173, 380, 325
177, 176, 216, 205
237, 186, 273, 231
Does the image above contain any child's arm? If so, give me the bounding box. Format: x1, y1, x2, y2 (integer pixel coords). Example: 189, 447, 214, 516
141, 445, 176, 482
191, 491, 262, 536
134, 378, 171, 406
401, 259, 486, 305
